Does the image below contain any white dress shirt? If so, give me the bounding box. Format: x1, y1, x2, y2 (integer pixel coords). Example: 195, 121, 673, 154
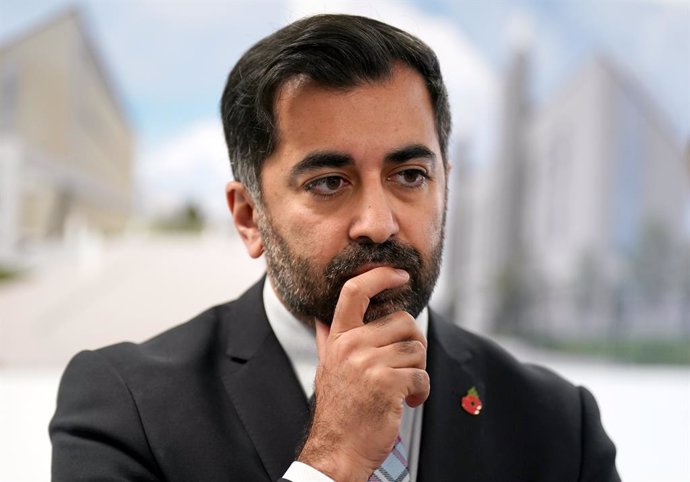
263, 280, 427, 482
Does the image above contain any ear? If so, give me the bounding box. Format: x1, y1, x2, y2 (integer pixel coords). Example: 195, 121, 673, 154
226, 181, 264, 258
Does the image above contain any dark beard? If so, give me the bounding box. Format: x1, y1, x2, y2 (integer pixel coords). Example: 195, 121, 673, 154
258, 213, 443, 326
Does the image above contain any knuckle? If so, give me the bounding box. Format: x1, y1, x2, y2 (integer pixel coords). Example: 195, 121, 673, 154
395, 310, 414, 324
378, 311, 413, 331
400, 311, 417, 325
337, 333, 358, 354
399, 314, 418, 332
368, 314, 392, 330
348, 354, 364, 372
341, 279, 363, 297
412, 369, 430, 391
397, 340, 424, 355
408, 325, 427, 348
369, 365, 392, 387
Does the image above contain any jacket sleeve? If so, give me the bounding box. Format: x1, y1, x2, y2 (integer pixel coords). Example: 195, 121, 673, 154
578, 386, 621, 482
49, 350, 163, 481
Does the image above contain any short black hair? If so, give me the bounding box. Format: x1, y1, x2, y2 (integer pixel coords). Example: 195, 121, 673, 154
220, 13, 451, 201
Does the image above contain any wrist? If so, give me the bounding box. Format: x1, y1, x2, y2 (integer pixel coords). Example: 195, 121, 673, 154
298, 437, 375, 482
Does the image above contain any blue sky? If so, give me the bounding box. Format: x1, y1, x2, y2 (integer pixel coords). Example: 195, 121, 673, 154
1, 0, 688, 219
418, 0, 689, 130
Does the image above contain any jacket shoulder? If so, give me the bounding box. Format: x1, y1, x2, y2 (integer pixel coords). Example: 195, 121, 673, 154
95, 276, 266, 370
50, 279, 271, 481
433, 315, 580, 398
98, 301, 232, 369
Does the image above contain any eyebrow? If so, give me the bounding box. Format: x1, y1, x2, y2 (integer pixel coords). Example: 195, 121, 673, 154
288, 143, 437, 184
385, 144, 436, 165
288, 151, 353, 182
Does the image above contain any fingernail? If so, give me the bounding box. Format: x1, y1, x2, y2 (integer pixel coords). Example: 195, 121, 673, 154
395, 269, 409, 278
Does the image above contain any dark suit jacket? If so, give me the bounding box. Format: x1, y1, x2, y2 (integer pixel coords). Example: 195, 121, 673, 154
50, 278, 620, 481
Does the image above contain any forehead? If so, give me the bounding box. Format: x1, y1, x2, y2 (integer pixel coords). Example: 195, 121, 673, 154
268, 65, 441, 163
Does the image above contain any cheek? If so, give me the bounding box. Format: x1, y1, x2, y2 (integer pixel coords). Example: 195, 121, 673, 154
406, 219, 441, 254
282, 215, 347, 261
402, 197, 445, 244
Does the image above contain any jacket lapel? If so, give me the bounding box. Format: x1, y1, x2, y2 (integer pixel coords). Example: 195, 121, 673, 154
418, 313, 488, 481
219, 278, 310, 480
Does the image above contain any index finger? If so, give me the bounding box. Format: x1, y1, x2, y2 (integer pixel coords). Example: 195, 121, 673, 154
330, 267, 409, 335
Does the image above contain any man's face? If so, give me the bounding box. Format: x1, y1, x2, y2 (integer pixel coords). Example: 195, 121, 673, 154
257, 65, 447, 325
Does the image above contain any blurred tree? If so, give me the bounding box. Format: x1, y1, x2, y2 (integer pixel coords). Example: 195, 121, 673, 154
493, 255, 539, 336
153, 201, 205, 233
573, 250, 607, 319
629, 220, 677, 306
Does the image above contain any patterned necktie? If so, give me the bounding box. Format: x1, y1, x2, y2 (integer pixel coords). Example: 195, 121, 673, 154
368, 435, 410, 482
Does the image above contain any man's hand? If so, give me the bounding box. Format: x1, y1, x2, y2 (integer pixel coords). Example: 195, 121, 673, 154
298, 267, 430, 482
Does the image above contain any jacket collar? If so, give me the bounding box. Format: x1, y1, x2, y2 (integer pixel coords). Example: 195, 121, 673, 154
219, 277, 310, 480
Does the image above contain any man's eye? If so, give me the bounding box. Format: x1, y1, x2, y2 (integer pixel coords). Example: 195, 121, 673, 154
304, 176, 348, 196
391, 169, 429, 188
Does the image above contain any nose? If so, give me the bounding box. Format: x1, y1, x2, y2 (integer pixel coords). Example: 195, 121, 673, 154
348, 183, 399, 244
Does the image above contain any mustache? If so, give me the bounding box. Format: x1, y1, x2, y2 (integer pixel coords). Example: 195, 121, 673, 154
324, 240, 422, 283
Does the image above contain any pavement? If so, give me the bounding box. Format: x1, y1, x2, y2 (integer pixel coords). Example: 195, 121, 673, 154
0, 231, 265, 366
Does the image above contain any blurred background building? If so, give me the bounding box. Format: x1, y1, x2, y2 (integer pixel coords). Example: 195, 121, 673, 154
0, 9, 133, 269
454, 48, 689, 350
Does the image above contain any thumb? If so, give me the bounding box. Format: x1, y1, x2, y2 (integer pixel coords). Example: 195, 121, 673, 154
314, 319, 331, 362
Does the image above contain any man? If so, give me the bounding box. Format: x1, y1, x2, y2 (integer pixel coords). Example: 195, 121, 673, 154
50, 14, 620, 481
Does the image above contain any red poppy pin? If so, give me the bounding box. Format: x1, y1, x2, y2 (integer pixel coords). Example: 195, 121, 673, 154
461, 386, 482, 415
